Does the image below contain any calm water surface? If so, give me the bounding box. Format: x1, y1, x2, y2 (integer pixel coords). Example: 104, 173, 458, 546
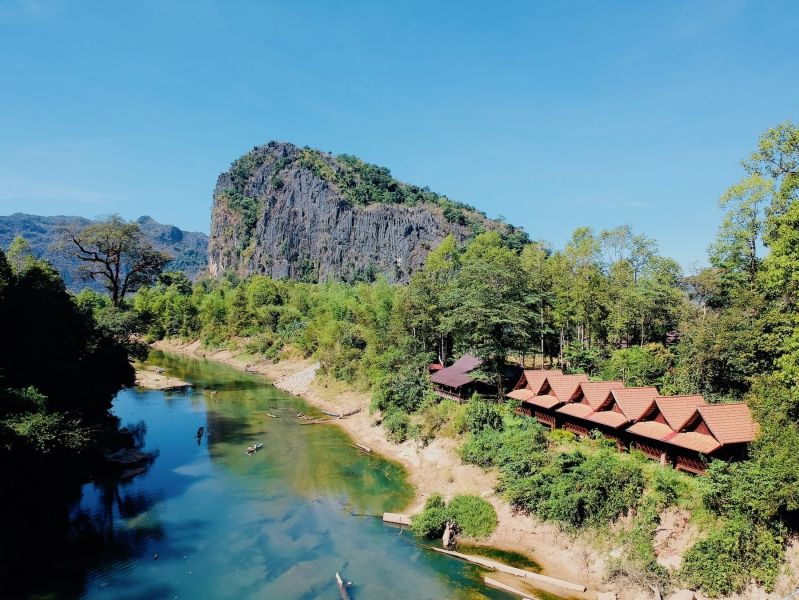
37, 352, 525, 600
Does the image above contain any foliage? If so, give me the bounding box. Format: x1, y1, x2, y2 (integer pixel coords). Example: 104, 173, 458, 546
382, 409, 410, 444
411, 493, 497, 539
464, 394, 504, 433
680, 516, 784, 596
447, 495, 497, 538
601, 344, 674, 388
58, 215, 170, 306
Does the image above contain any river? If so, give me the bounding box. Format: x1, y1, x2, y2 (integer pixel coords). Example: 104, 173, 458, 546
22, 351, 534, 600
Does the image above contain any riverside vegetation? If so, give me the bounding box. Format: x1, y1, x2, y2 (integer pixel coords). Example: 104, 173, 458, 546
5, 118, 799, 597
0, 240, 141, 590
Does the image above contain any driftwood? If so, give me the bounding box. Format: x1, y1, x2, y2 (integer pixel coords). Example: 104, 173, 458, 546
431, 548, 586, 593
383, 512, 412, 526
484, 576, 540, 599
335, 572, 351, 600
320, 407, 362, 419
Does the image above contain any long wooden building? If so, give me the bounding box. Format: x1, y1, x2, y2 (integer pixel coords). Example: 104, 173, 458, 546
506, 370, 758, 474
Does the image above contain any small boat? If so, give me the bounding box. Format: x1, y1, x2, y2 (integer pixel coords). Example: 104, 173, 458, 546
246, 442, 264, 455
335, 572, 352, 600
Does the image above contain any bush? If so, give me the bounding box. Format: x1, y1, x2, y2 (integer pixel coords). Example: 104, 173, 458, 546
411, 493, 497, 539
382, 410, 410, 443
681, 516, 785, 596
447, 494, 497, 538
460, 428, 503, 467
465, 394, 503, 433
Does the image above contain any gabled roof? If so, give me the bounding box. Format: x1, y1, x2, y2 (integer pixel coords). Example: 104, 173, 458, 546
430, 354, 481, 388
527, 394, 563, 410
546, 373, 589, 401
667, 432, 722, 454
556, 403, 594, 418
627, 420, 673, 441
691, 404, 758, 445
515, 369, 563, 395
610, 387, 658, 421
506, 388, 535, 402
654, 395, 706, 431
586, 410, 629, 428
574, 380, 625, 409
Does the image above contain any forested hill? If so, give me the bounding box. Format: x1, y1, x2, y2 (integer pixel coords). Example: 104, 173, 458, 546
209, 141, 528, 283
0, 213, 208, 290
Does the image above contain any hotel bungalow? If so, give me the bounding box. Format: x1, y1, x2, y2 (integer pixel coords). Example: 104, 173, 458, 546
507, 369, 757, 474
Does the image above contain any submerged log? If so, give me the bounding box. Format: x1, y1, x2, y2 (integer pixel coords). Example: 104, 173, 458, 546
431, 548, 586, 593
484, 576, 540, 599
355, 443, 372, 453
383, 512, 412, 526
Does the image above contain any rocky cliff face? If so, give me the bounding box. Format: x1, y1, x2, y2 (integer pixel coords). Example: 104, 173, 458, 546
209, 142, 521, 283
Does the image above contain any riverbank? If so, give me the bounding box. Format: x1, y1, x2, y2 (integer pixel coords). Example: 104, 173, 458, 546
150, 339, 794, 600
134, 364, 192, 390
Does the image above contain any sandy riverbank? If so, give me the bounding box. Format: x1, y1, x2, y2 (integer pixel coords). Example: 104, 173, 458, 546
149, 339, 792, 600
134, 364, 192, 390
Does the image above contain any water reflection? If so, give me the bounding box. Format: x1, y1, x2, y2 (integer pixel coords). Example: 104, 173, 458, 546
5, 352, 520, 600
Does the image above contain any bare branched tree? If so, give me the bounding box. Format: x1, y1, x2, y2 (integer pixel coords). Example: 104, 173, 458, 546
59, 215, 170, 306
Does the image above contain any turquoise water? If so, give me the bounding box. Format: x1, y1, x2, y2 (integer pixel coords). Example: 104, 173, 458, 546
31, 352, 524, 599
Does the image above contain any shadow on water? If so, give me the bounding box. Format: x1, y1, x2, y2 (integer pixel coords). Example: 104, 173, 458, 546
0, 448, 162, 599
3, 351, 551, 600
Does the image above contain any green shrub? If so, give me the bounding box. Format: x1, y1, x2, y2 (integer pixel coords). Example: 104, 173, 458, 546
465, 394, 503, 433
681, 516, 785, 596
411, 493, 497, 539
460, 428, 503, 467
447, 494, 497, 538
382, 410, 410, 443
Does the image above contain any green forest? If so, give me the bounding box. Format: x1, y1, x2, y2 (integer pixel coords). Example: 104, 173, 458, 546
3, 118, 798, 597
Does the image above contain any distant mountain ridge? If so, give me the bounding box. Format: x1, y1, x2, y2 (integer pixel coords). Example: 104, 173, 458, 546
0, 213, 208, 290
209, 141, 527, 283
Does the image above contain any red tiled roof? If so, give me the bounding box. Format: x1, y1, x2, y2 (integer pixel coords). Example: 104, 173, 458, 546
506, 388, 535, 402
428, 363, 444, 371
627, 421, 673, 441
527, 394, 562, 409
611, 387, 658, 421
546, 373, 589, 401
430, 354, 481, 388
519, 369, 563, 395
695, 404, 758, 445
654, 395, 706, 431
668, 432, 721, 454
556, 403, 594, 418
575, 380, 625, 409
586, 410, 629, 429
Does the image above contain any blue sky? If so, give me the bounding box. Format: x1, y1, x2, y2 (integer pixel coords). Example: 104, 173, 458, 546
1, 0, 797, 270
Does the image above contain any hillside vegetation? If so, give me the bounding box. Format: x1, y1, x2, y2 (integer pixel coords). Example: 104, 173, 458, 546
127, 117, 799, 597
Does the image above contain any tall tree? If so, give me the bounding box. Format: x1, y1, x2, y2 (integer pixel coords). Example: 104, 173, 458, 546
446, 232, 531, 394
60, 215, 170, 307
520, 241, 554, 365
709, 174, 772, 290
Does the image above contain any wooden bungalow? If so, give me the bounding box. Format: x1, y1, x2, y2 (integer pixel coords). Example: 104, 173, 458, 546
666, 403, 758, 474
526, 373, 588, 431
431, 354, 521, 401
507, 369, 563, 425
430, 354, 482, 401
626, 395, 705, 464
583, 387, 659, 448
